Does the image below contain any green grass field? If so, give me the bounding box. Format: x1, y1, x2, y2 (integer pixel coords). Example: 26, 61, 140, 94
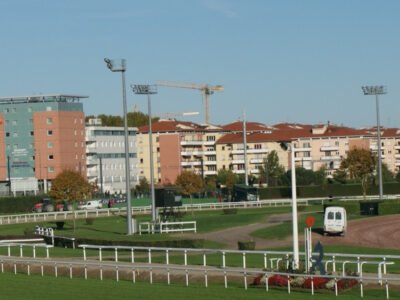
0, 273, 396, 300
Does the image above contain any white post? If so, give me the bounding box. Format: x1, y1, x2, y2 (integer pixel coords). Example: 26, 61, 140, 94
291, 144, 299, 269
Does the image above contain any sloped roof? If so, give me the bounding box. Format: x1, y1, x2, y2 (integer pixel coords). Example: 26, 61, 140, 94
221, 121, 274, 133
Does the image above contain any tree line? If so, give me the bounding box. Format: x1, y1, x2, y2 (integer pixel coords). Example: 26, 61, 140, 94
86, 112, 159, 128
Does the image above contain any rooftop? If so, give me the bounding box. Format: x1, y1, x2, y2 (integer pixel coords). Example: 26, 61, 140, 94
0, 94, 89, 104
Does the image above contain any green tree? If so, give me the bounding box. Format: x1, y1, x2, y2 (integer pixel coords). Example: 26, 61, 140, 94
216, 169, 238, 190
134, 177, 150, 197
260, 150, 285, 186
49, 170, 94, 230
380, 163, 395, 183
333, 169, 348, 184
127, 112, 159, 127
340, 148, 376, 198
175, 171, 204, 213
175, 171, 204, 196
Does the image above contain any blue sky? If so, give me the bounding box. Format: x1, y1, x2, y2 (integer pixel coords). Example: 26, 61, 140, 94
0, 0, 399, 127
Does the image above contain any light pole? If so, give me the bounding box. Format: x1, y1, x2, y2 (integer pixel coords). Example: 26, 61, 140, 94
131, 84, 158, 222
362, 85, 387, 201
290, 142, 299, 270
242, 111, 248, 186
104, 58, 133, 235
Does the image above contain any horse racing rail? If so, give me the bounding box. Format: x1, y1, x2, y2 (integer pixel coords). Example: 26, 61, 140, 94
0, 255, 398, 299
0, 199, 308, 226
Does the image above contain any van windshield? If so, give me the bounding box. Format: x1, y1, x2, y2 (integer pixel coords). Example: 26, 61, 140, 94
327, 212, 334, 220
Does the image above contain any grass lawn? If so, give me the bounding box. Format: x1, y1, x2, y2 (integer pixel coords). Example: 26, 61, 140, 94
0, 273, 396, 300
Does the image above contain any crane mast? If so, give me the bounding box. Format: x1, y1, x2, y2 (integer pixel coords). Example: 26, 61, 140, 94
155, 80, 224, 124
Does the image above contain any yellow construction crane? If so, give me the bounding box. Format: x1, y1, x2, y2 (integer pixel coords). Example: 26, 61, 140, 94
155, 80, 224, 124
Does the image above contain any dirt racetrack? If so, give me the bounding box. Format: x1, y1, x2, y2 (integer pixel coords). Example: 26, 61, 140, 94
192, 214, 400, 250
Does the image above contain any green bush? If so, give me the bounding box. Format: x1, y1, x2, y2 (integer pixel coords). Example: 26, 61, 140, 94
323, 202, 360, 215
222, 208, 237, 215
237, 240, 256, 250
378, 201, 400, 215
0, 195, 44, 214
85, 218, 94, 225
259, 182, 400, 199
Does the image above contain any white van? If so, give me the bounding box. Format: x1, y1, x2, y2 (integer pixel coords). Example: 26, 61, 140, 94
78, 200, 102, 210
323, 206, 347, 236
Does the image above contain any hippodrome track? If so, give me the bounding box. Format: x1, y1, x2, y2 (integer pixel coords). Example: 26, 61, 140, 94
191, 214, 400, 250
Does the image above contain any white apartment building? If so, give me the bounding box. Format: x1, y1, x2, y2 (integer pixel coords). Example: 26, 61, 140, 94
86, 119, 138, 194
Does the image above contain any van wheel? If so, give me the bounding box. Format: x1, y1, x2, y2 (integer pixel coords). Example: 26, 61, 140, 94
323, 232, 327, 236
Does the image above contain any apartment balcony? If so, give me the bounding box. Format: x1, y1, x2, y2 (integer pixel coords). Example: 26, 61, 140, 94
370, 145, 385, 150
203, 151, 216, 155
87, 170, 98, 177
396, 160, 400, 166
321, 155, 341, 161
294, 157, 312, 161
181, 151, 204, 156
204, 141, 216, 146
180, 140, 203, 146
232, 148, 268, 154
250, 169, 260, 174
232, 159, 245, 164
204, 170, 217, 176
233, 169, 245, 174
320, 146, 339, 151
86, 157, 98, 165
250, 158, 264, 164
204, 161, 217, 165
181, 161, 202, 166
394, 145, 400, 150
294, 147, 312, 152
395, 154, 400, 158
232, 149, 245, 154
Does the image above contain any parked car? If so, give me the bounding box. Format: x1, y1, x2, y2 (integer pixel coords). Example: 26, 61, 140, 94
323, 206, 347, 236
55, 201, 73, 212
32, 198, 54, 213
78, 200, 102, 210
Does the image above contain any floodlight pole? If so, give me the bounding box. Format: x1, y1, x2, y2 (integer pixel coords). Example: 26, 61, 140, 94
290, 143, 299, 269
243, 111, 249, 186
362, 85, 387, 201
104, 58, 133, 235
132, 84, 158, 222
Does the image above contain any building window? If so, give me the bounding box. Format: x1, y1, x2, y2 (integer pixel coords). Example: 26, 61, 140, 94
28, 107, 32, 112
48, 166, 54, 173
140, 159, 143, 163
74, 130, 77, 136
48, 155, 54, 160
12, 108, 16, 113
255, 144, 262, 149
46, 117, 53, 125
207, 136, 216, 141
30, 131, 34, 136
47, 130, 53, 136
12, 120, 17, 126
13, 132, 18, 137
47, 142, 53, 148
6, 132, 10, 137
46, 106, 52, 111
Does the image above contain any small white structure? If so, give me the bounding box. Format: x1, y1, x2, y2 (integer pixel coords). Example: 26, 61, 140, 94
323, 206, 347, 236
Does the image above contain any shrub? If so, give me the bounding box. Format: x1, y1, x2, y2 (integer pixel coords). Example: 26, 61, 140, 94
55, 222, 65, 230
222, 208, 237, 215
237, 240, 255, 250
85, 218, 94, 225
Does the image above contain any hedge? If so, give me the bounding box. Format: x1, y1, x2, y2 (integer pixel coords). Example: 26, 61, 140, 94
259, 182, 400, 199
0, 195, 44, 214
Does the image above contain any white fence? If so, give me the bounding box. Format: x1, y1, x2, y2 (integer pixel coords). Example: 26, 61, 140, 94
0, 255, 397, 298
139, 221, 197, 234
77, 244, 399, 286
0, 195, 400, 226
